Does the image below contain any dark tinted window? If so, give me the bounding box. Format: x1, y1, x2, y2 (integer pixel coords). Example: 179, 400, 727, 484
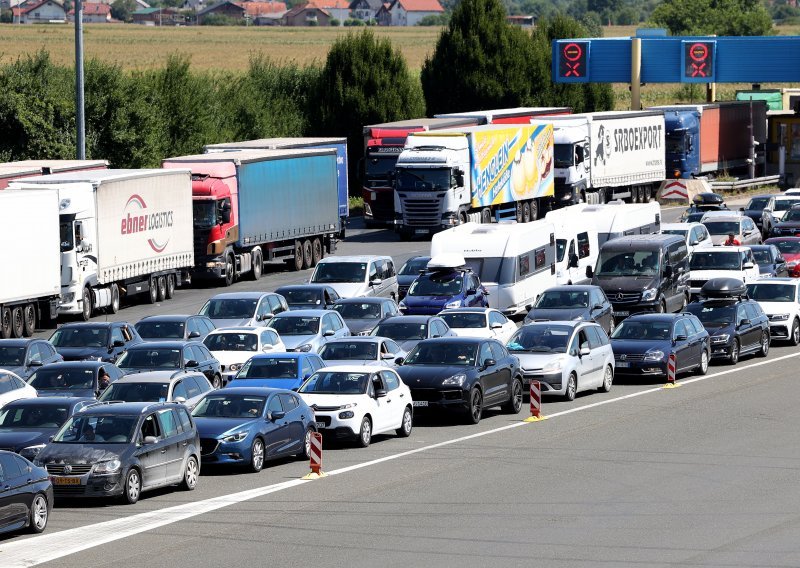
0, 453, 22, 482
489, 341, 507, 360
744, 303, 762, 320
279, 394, 298, 411
176, 407, 193, 432
158, 409, 179, 438
267, 395, 284, 413
184, 377, 202, 399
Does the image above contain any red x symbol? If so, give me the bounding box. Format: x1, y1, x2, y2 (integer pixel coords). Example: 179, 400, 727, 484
565, 62, 581, 77
691, 62, 707, 77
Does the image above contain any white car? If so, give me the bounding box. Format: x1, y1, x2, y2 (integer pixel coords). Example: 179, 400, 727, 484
746, 278, 800, 345
437, 308, 518, 343
661, 222, 713, 255
297, 365, 413, 447
203, 327, 287, 381
688, 247, 761, 298
318, 337, 407, 368
506, 321, 614, 401
0, 370, 37, 409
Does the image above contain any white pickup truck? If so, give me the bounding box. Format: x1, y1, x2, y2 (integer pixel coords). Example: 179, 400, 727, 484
688, 247, 761, 298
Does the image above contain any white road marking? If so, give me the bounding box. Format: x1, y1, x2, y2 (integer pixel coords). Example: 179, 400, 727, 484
3, 351, 797, 567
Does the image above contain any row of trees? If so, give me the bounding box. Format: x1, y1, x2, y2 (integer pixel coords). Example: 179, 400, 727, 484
0, 0, 614, 193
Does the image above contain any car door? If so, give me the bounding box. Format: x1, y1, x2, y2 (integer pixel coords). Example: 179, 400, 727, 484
255, 298, 273, 326
489, 341, 513, 399
156, 408, 184, 482
743, 250, 760, 282
263, 394, 290, 459
108, 326, 126, 362
477, 342, 504, 405
136, 413, 168, 489
745, 303, 767, 348
735, 303, 758, 351
773, 247, 788, 276
380, 370, 407, 428
192, 345, 215, 383
186, 318, 203, 341
368, 372, 393, 433
22, 344, 43, 379
278, 394, 304, 455
671, 319, 695, 373
572, 327, 597, 388
588, 289, 612, 332
0, 453, 26, 528
488, 310, 509, 338
742, 217, 760, 244
583, 326, 608, 387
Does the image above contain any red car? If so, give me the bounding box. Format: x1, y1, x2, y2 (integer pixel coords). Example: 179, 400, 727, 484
765, 237, 800, 277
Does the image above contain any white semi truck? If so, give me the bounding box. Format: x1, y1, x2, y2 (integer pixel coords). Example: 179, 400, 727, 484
543, 111, 666, 206
11, 169, 194, 320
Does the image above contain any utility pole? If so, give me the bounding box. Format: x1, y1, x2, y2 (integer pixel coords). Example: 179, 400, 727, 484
74, 0, 86, 159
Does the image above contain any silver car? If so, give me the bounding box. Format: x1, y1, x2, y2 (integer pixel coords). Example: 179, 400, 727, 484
318, 337, 407, 368
198, 292, 288, 329
97, 370, 214, 410
268, 310, 351, 353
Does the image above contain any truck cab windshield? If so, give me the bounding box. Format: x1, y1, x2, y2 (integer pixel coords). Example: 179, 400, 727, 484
365, 155, 398, 187
666, 134, 686, 154
60, 216, 75, 252
553, 144, 574, 168
396, 168, 451, 191
193, 201, 217, 229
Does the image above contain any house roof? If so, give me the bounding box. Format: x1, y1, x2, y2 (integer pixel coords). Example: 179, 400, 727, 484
12, 0, 66, 15
307, 0, 349, 8
396, 0, 442, 11
239, 1, 287, 15
68, 2, 111, 15
348, 0, 381, 10
284, 2, 329, 17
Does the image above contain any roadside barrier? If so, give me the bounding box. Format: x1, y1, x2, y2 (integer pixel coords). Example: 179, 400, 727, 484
524, 380, 547, 422
663, 352, 680, 389
301, 432, 327, 479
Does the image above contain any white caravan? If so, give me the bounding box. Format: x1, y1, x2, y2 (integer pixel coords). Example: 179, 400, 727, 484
545, 204, 599, 285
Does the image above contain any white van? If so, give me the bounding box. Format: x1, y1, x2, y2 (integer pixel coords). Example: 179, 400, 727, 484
579, 201, 662, 245
309, 255, 399, 300
545, 204, 599, 284
430, 221, 557, 316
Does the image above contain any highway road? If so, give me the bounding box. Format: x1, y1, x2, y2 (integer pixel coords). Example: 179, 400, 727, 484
9, 197, 799, 567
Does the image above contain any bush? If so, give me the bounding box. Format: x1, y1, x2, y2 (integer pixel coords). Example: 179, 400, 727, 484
330, 17, 340, 26
343, 18, 365, 26
201, 13, 243, 26
417, 13, 449, 25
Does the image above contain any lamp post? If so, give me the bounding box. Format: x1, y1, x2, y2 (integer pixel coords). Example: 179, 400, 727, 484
74, 0, 86, 159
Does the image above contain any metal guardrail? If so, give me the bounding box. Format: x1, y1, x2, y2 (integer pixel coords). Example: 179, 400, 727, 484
709, 175, 781, 192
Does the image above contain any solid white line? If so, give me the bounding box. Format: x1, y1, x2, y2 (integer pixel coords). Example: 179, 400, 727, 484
2, 351, 797, 567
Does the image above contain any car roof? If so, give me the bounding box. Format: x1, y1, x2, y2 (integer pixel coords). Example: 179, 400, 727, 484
416, 337, 488, 345
701, 211, 743, 221
126, 340, 193, 349
209, 387, 290, 397
747, 277, 799, 284
250, 353, 303, 361
624, 313, 685, 322
334, 297, 387, 304
324, 336, 387, 343
316, 255, 390, 263
523, 320, 583, 329
137, 315, 197, 322
438, 307, 495, 314
55, 322, 123, 329
660, 222, 693, 231
381, 315, 437, 323
746, 244, 774, 250
603, 234, 684, 248
3, 396, 95, 408
113, 370, 203, 383
273, 309, 330, 317
207, 327, 262, 334
765, 236, 800, 242
697, 246, 749, 253
540, 285, 600, 293
0, 338, 39, 347
79, 401, 178, 415
37, 361, 105, 370
276, 284, 329, 291
317, 364, 395, 373
207, 292, 275, 300
774, 195, 800, 201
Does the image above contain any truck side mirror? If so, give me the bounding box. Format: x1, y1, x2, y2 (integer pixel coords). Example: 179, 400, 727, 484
585, 266, 594, 278
455, 170, 464, 186
220, 207, 231, 224
569, 253, 579, 268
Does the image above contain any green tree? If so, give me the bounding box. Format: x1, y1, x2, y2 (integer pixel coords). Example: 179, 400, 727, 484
313, 29, 425, 195
650, 0, 773, 36
420, 0, 542, 115
110, 0, 138, 22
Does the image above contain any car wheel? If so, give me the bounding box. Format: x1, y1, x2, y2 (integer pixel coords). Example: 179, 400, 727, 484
211, 374, 222, 389
180, 456, 199, 490
396, 406, 413, 437
791, 319, 800, 346
758, 330, 770, 357
122, 468, 141, 504
564, 372, 577, 401
251, 249, 263, 281
165, 274, 176, 299
0, 307, 11, 339
249, 438, 265, 473
109, 283, 120, 314
599, 365, 613, 393
729, 339, 740, 365
357, 416, 372, 448
466, 387, 483, 424
697, 349, 709, 375
28, 493, 48, 533
23, 303, 36, 337
502, 378, 523, 414
11, 306, 24, 338
81, 287, 93, 321
297, 427, 314, 459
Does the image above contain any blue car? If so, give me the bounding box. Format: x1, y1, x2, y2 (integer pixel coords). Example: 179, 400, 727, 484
397, 256, 430, 300
610, 313, 711, 380
191, 387, 316, 472
399, 266, 488, 315
746, 244, 788, 277
226, 353, 325, 390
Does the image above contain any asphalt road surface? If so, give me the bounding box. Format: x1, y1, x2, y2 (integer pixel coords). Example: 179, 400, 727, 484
9, 199, 799, 567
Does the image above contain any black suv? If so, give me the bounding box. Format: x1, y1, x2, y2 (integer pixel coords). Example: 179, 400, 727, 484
49, 322, 142, 363
685, 277, 770, 364
35, 401, 200, 504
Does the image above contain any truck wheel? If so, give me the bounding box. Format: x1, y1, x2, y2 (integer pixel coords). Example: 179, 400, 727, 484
224, 254, 235, 287
165, 275, 175, 299
11, 307, 24, 338
302, 239, 313, 270
633, 187, 641, 203
156, 276, 167, 302
529, 200, 538, 221
480, 208, 491, 224
109, 284, 120, 314
81, 287, 93, 321
148, 278, 158, 304
311, 238, 323, 266
598, 190, 607, 204
642, 188, 651, 203
522, 201, 531, 223
292, 241, 304, 271
458, 211, 467, 225
23, 304, 36, 337
250, 249, 263, 281
0, 307, 11, 339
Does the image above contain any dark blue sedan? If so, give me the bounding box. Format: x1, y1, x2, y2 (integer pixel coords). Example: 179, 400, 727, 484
746, 244, 788, 277
610, 313, 710, 380
191, 387, 316, 472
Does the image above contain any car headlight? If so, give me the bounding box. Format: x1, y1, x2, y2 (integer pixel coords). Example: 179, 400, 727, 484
442, 373, 466, 386
94, 459, 122, 474
357, 330, 372, 336
20, 444, 46, 459
643, 350, 665, 361
711, 334, 730, 344
338, 402, 357, 410
542, 357, 565, 373
338, 411, 355, 419
222, 431, 249, 443
228, 363, 242, 372
398, 302, 407, 312
642, 288, 658, 302
444, 299, 462, 309
772, 313, 790, 321
296, 344, 313, 352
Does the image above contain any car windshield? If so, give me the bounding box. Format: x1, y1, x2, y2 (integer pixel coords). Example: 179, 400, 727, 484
771, 240, 800, 254
0, 346, 25, 366
403, 342, 477, 366
136, 321, 185, 340
281, 289, 324, 306
99, 382, 171, 402
52, 414, 138, 444
775, 199, 800, 211
371, 322, 427, 340
751, 250, 773, 264
204, 333, 258, 352
783, 209, 800, 222
611, 320, 672, 340
116, 348, 182, 369
270, 316, 320, 336
507, 325, 572, 353
596, 251, 660, 277
408, 272, 463, 296
199, 299, 257, 320
704, 221, 741, 236
192, 395, 266, 419
0, 404, 71, 428
320, 342, 378, 360
236, 358, 298, 379
747, 197, 770, 210
28, 368, 94, 390
333, 302, 383, 319
685, 302, 736, 326
746, 283, 796, 302
50, 327, 109, 348
534, 290, 590, 309
299, 371, 370, 395
311, 262, 366, 284
689, 251, 741, 270
398, 257, 429, 276
439, 312, 486, 329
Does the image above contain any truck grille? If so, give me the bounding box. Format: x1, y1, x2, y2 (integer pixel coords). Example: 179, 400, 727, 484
607, 292, 641, 305
370, 189, 395, 222
193, 229, 210, 260
400, 195, 441, 227
46, 464, 93, 475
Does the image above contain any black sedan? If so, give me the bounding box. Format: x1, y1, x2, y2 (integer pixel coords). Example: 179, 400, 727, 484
274, 285, 341, 311
49, 322, 142, 363
0, 397, 95, 461
741, 194, 772, 234
396, 337, 523, 424
115, 341, 223, 388
524, 285, 614, 335
0, 338, 63, 380
135, 315, 216, 342
27, 361, 124, 398
0, 450, 53, 534
331, 297, 401, 335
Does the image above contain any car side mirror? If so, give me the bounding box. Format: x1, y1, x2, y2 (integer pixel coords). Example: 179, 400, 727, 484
592, 304, 604, 311
739, 318, 751, 327
370, 278, 383, 286
585, 266, 594, 278
743, 262, 754, 269
674, 334, 688, 343
28, 360, 43, 367
269, 410, 285, 421
174, 396, 187, 404
466, 288, 477, 295
490, 323, 503, 329
375, 389, 387, 398
185, 360, 199, 368
579, 347, 591, 357
395, 356, 404, 365
113, 339, 126, 347
323, 330, 335, 337
258, 313, 274, 322
188, 331, 201, 339
143, 436, 158, 445
689, 239, 700, 246
482, 358, 496, 369
381, 352, 394, 359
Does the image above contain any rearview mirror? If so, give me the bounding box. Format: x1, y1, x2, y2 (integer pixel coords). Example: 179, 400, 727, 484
185, 359, 199, 368
490, 323, 503, 329
482, 358, 496, 369
739, 318, 751, 327
743, 262, 754, 269
28, 360, 43, 367
323, 330, 335, 337
143, 436, 158, 445
188, 331, 201, 339
381, 352, 394, 359
395, 356, 404, 365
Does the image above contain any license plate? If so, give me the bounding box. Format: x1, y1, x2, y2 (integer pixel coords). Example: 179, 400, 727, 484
414, 229, 429, 234
52, 476, 82, 486
315, 422, 326, 429
613, 311, 629, 317
412, 400, 429, 407
616, 361, 631, 368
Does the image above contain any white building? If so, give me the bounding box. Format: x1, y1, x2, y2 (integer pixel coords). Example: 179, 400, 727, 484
12, 0, 67, 23
389, 0, 442, 26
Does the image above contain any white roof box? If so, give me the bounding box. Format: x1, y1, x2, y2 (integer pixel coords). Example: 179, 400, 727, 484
427, 253, 467, 271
